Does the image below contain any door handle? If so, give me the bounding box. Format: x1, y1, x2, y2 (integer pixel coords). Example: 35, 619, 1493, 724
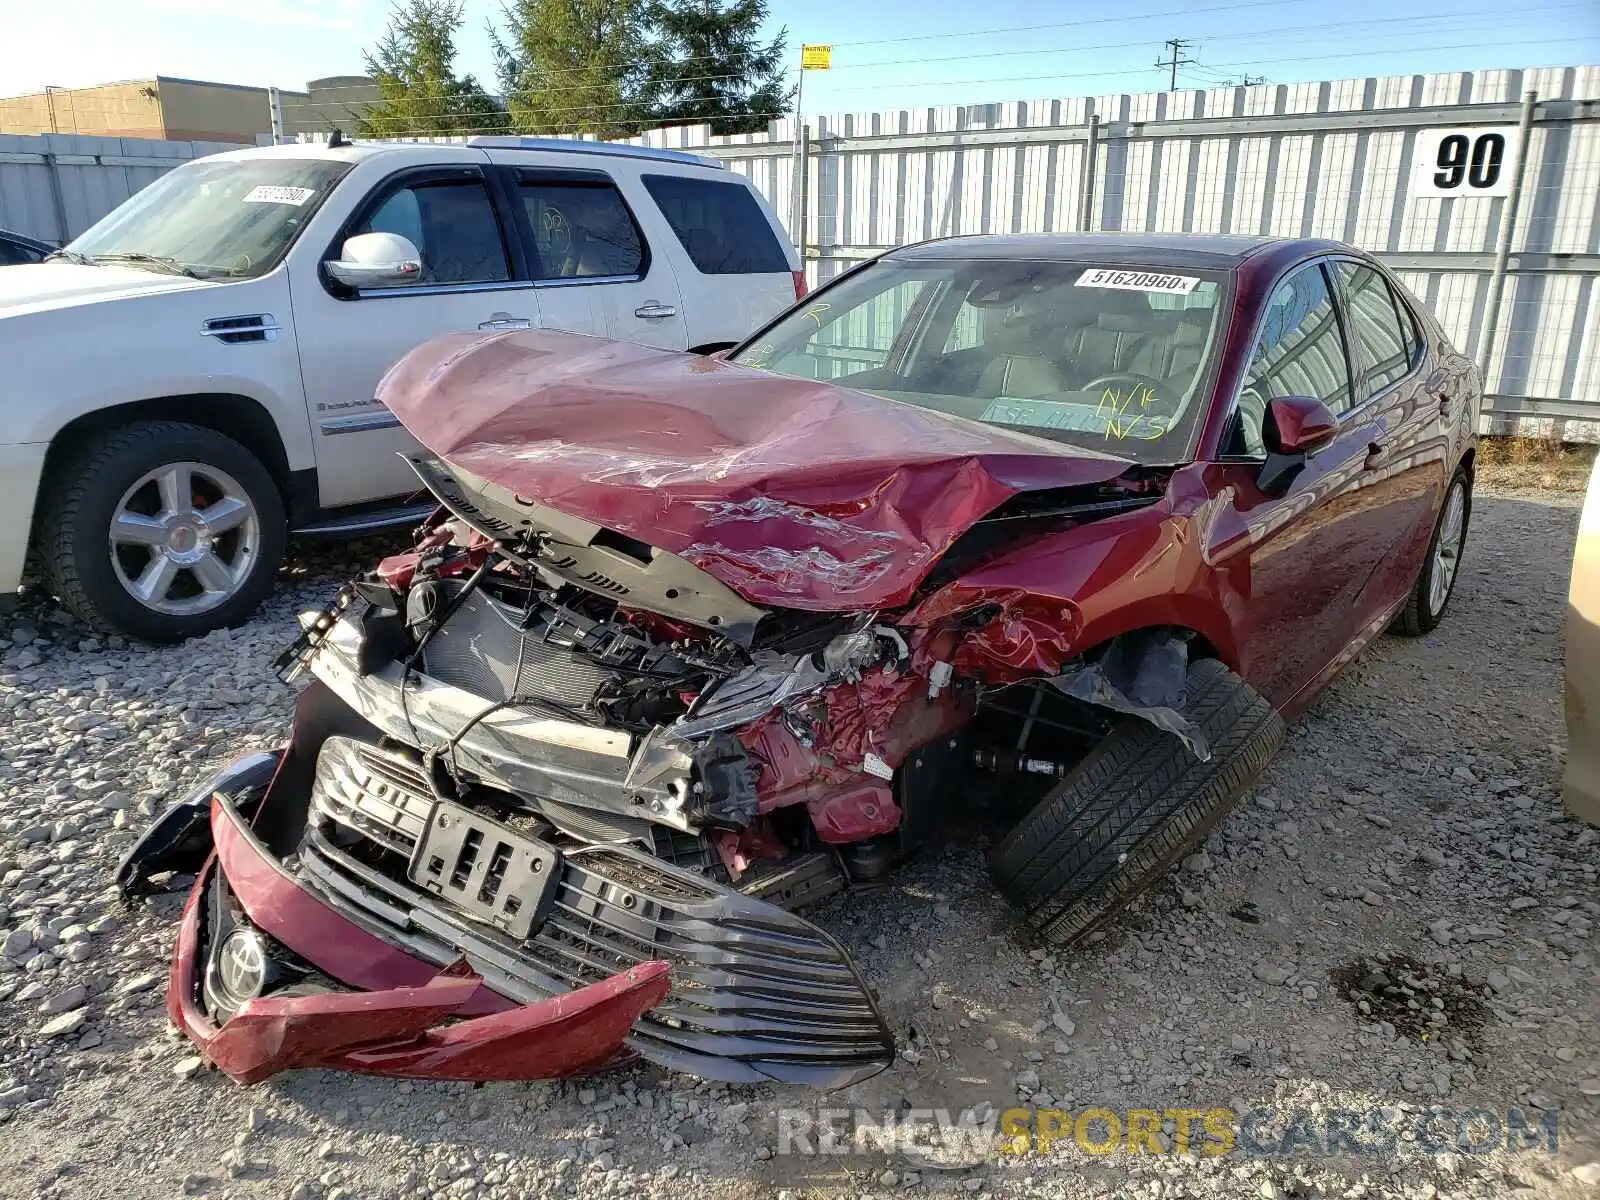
478, 313, 532, 332
1436, 391, 1453, 418
634, 302, 677, 319
1364, 440, 1388, 469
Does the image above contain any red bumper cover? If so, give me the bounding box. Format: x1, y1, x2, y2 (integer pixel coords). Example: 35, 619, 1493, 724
167, 797, 671, 1084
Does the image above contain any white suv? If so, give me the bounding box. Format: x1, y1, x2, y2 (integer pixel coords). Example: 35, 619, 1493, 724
0, 137, 803, 642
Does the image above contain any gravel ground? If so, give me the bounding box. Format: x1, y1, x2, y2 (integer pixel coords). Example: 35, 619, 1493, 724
0, 489, 1595, 1200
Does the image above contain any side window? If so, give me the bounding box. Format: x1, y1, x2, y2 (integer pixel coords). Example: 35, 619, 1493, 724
518, 181, 643, 280
1334, 262, 1414, 398
352, 179, 509, 286
1230, 264, 1353, 456
639, 174, 790, 274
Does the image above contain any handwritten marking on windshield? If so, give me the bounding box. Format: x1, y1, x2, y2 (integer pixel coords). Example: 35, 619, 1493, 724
1097, 386, 1170, 440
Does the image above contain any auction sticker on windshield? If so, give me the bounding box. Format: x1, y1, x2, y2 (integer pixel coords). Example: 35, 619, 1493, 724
1076, 268, 1199, 295
242, 185, 317, 206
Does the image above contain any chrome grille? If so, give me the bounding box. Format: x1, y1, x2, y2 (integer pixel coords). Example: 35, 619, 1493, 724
299, 736, 893, 1086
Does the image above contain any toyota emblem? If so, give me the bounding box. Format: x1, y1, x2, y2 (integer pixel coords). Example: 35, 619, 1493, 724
214, 928, 268, 1005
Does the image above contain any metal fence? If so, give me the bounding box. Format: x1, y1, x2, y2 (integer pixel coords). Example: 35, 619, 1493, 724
2, 65, 1597, 438
0, 133, 257, 245
635, 64, 1600, 440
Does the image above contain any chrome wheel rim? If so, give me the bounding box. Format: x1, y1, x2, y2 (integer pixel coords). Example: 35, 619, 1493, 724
1428, 481, 1467, 618
108, 461, 260, 616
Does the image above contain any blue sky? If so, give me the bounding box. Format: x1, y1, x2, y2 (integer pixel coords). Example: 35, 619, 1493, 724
2, 0, 1597, 122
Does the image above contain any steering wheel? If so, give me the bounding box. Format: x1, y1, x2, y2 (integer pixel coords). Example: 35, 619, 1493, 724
1080, 372, 1166, 396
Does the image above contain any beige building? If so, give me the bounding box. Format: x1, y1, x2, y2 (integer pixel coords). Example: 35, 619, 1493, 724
0, 74, 380, 143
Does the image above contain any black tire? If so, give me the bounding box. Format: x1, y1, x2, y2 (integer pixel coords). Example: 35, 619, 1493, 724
1390, 467, 1471, 637
36, 421, 286, 643
991, 657, 1285, 948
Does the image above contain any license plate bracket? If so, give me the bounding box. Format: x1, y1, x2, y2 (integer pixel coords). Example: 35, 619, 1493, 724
407, 801, 560, 940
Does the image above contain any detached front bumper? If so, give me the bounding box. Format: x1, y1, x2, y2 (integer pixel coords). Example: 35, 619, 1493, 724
152, 746, 894, 1087
168, 796, 671, 1084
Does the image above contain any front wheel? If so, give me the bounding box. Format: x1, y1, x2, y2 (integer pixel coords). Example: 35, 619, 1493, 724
990, 658, 1285, 948
1390, 467, 1471, 637
37, 421, 286, 643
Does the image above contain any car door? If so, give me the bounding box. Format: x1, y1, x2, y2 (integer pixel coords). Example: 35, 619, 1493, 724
1205, 259, 1390, 707
490, 163, 688, 350
292, 163, 537, 508
1327, 258, 1449, 624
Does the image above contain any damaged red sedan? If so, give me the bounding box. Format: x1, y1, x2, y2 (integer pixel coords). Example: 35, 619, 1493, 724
120, 233, 1481, 1090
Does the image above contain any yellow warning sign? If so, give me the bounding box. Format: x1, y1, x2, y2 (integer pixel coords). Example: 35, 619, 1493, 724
801, 44, 832, 70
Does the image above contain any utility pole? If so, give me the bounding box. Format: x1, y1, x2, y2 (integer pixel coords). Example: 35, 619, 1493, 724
1155, 39, 1194, 91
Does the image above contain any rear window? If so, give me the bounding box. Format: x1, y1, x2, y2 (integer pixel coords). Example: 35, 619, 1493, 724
640, 174, 789, 275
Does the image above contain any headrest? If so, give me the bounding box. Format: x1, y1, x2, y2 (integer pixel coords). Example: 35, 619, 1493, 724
1173, 321, 1206, 346
1096, 313, 1148, 333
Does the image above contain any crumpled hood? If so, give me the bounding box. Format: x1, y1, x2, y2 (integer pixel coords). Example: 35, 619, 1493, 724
379, 329, 1136, 610
0, 261, 209, 319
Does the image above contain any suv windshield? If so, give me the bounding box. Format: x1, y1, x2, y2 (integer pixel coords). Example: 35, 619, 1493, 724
65, 157, 350, 280
729, 256, 1228, 463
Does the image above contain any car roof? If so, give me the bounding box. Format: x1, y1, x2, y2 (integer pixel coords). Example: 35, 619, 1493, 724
886, 232, 1343, 270
205, 139, 724, 172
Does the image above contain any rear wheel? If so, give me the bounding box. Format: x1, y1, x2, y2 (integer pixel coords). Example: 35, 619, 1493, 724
37, 421, 286, 642
1391, 467, 1471, 637
990, 658, 1284, 947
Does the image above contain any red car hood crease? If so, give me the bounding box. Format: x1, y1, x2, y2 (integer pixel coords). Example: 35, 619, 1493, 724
380, 329, 1138, 610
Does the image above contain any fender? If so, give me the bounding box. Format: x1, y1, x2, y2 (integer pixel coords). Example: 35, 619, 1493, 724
903, 463, 1244, 681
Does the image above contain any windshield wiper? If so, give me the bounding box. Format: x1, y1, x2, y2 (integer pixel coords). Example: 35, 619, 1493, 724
88, 252, 200, 279
44, 248, 94, 266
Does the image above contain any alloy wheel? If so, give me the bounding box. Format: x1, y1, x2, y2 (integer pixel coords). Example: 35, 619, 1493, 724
107, 461, 261, 616
1427, 480, 1467, 618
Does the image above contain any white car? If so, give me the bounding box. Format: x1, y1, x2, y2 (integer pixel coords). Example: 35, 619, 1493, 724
0, 137, 803, 642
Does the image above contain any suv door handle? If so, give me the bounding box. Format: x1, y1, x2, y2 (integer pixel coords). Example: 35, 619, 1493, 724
634, 302, 677, 319
1436, 391, 1453, 418
1365, 440, 1388, 469
478, 313, 532, 332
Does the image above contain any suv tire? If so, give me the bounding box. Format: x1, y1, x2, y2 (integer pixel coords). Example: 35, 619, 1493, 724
37, 421, 286, 643
991, 658, 1284, 947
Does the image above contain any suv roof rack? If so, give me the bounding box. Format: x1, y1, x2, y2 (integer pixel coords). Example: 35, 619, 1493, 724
466, 136, 725, 169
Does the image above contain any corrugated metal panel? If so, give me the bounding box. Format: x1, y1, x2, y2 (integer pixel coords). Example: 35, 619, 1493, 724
0, 132, 247, 243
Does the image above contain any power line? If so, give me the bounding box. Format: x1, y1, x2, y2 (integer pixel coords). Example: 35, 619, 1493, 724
829, 0, 1319, 49
813, 4, 1581, 73
1156, 39, 1197, 91
278, 0, 1344, 97
275, 5, 1589, 118
818, 35, 1597, 94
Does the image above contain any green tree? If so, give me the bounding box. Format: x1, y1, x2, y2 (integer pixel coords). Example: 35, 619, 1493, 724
492, 0, 652, 138
358, 0, 509, 138
642, 0, 790, 136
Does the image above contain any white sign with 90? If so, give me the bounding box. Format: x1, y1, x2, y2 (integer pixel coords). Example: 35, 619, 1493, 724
1410, 126, 1522, 198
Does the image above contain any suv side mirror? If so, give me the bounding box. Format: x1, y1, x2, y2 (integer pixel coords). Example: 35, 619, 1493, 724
324, 232, 422, 290
1257, 395, 1339, 495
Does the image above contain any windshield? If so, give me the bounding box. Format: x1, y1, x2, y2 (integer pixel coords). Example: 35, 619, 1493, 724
66, 157, 350, 280
729, 256, 1229, 463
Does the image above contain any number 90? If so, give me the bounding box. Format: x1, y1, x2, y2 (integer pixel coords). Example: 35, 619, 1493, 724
1433, 132, 1506, 190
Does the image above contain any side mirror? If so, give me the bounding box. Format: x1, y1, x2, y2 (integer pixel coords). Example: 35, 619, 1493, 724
1257, 395, 1339, 495
1264, 395, 1339, 455
324, 231, 422, 290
